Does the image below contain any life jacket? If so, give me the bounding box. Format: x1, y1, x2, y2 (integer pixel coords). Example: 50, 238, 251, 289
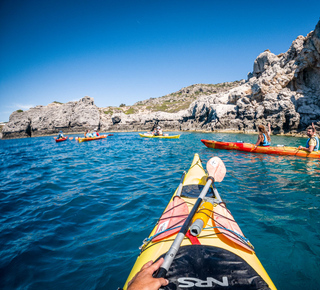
260, 133, 271, 146
58, 133, 64, 139
86, 133, 93, 138
306, 135, 319, 151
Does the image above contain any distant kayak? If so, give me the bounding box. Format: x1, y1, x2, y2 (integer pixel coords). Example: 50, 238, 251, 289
201, 139, 320, 159
77, 135, 107, 143
139, 133, 180, 139
55, 137, 68, 143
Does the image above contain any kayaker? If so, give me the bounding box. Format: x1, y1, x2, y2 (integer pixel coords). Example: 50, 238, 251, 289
254, 123, 271, 149
153, 126, 163, 136
298, 123, 319, 152
57, 131, 64, 139
127, 258, 169, 290
93, 128, 100, 137
85, 130, 93, 138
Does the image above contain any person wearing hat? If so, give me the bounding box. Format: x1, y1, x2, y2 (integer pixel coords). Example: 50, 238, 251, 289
153, 126, 163, 136
93, 128, 100, 137
57, 130, 64, 139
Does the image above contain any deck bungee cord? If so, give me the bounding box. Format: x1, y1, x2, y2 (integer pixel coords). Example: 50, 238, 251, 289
122, 154, 277, 290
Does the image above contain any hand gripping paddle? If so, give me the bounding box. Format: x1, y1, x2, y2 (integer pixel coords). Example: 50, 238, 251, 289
154, 156, 226, 278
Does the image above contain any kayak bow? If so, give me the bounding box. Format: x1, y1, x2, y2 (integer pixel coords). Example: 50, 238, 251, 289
201, 139, 320, 159
123, 154, 276, 289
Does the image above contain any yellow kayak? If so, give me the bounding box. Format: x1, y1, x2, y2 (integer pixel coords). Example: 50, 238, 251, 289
123, 154, 276, 289
139, 133, 180, 139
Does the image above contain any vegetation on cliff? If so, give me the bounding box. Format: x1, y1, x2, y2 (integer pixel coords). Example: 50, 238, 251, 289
101, 81, 244, 115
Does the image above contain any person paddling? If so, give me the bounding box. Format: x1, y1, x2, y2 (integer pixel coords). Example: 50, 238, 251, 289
93, 128, 100, 137
85, 130, 93, 138
298, 123, 319, 152
153, 126, 163, 136
57, 131, 64, 139
254, 123, 271, 149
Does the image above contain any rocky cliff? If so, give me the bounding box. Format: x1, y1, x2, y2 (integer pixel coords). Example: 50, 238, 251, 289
2, 21, 320, 139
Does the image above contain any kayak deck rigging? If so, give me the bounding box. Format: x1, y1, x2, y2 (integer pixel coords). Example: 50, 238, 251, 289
123, 154, 276, 289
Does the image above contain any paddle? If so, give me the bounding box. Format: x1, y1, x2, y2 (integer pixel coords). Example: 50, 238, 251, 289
154, 156, 226, 278
175, 171, 186, 197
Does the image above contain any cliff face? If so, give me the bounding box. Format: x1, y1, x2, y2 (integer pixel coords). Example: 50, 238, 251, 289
2, 21, 320, 139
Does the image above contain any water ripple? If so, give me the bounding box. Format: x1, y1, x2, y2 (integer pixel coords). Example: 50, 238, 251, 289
0, 132, 319, 289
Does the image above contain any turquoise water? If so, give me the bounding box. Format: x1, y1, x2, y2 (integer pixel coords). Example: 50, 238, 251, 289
0, 132, 319, 290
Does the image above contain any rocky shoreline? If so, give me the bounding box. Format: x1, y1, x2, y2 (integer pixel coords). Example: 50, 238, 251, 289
2, 20, 319, 140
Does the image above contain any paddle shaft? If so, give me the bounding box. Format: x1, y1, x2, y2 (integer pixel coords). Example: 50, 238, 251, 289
175, 171, 186, 197
154, 177, 213, 278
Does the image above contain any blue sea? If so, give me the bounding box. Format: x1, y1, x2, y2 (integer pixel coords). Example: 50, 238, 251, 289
0, 132, 319, 290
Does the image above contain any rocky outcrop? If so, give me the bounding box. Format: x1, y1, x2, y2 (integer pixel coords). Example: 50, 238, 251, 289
2, 21, 320, 139
2, 97, 100, 138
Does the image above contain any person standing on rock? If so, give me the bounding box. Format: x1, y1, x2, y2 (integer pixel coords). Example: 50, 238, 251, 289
254, 123, 271, 149
298, 123, 319, 152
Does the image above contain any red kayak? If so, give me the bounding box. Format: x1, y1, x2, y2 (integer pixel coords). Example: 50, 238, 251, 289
55, 137, 68, 143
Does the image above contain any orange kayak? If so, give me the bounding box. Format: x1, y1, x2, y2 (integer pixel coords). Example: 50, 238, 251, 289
201, 139, 320, 159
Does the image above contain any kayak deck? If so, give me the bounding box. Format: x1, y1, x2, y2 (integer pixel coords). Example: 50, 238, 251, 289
139, 133, 180, 139
123, 154, 276, 289
201, 139, 320, 158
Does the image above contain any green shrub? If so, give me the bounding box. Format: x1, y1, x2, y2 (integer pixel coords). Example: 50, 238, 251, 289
125, 108, 135, 114
119, 103, 126, 107
16, 109, 23, 113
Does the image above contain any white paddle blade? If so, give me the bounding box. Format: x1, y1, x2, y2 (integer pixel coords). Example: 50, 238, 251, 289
206, 157, 226, 182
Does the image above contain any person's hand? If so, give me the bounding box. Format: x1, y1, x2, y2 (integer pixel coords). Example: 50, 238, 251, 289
127, 258, 169, 290
298, 146, 302, 150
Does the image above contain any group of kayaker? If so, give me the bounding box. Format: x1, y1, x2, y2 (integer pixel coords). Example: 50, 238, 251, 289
56, 129, 100, 140
253, 122, 318, 152
56, 123, 319, 153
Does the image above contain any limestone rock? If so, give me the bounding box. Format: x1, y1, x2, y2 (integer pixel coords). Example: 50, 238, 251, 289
2, 20, 320, 139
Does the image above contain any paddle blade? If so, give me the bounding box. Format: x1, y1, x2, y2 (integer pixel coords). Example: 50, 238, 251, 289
152, 197, 189, 242
213, 203, 254, 252
206, 157, 226, 182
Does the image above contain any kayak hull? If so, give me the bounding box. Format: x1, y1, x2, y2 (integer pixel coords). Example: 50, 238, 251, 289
123, 154, 276, 290
139, 133, 180, 139
55, 137, 68, 142
77, 135, 107, 143
201, 139, 320, 158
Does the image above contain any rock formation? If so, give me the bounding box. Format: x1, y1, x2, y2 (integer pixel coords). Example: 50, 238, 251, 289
2, 20, 320, 139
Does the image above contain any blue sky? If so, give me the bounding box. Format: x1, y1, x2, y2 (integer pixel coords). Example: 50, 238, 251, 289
1, 0, 319, 122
